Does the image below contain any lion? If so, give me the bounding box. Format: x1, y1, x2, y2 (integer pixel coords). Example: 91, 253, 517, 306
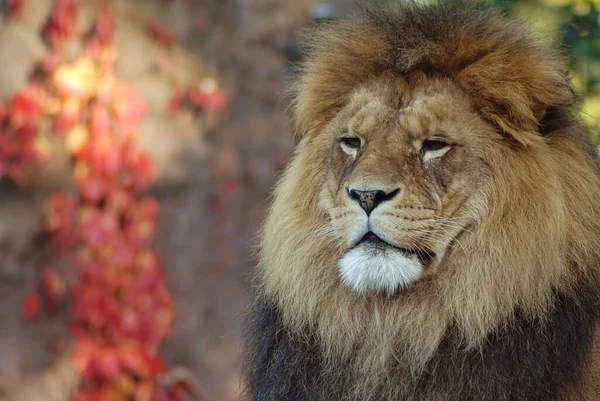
243, 3, 600, 401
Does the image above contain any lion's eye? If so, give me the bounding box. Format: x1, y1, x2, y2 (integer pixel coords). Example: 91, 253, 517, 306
420, 139, 449, 160
422, 140, 447, 152
341, 137, 362, 150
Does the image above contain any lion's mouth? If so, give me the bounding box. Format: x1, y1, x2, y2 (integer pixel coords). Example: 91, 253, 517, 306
358, 232, 435, 262
339, 232, 434, 294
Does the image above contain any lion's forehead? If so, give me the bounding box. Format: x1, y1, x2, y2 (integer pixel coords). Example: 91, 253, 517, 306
345, 78, 475, 144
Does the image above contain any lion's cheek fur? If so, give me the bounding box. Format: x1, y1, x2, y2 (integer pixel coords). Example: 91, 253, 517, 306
443, 144, 573, 343
258, 141, 341, 325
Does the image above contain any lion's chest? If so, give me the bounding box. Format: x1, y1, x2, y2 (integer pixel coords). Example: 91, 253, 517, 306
245, 293, 597, 401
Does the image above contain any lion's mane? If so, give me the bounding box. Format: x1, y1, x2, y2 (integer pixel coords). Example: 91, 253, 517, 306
244, 3, 600, 401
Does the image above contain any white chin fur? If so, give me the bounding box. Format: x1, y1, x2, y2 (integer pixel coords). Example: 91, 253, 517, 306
338, 245, 423, 295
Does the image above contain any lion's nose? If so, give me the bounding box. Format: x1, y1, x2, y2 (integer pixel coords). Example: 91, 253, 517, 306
348, 188, 400, 215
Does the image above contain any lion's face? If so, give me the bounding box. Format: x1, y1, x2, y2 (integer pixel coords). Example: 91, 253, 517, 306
319, 76, 495, 295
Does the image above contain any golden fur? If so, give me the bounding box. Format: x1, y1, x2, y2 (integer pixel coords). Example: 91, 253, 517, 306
254, 4, 600, 399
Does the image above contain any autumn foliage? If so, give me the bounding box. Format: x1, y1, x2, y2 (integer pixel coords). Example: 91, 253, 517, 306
0, 0, 227, 400
0, 83, 46, 185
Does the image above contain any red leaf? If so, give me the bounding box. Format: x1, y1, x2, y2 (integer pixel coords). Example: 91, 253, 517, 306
72, 338, 97, 376
119, 344, 149, 377
112, 83, 147, 138
78, 174, 108, 203
45, 0, 78, 49
9, 165, 33, 186
106, 190, 133, 215
146, 20, 176, 47
221, 179, 236, 196
0, 135, 18, 158
44, 194, 77, 233
89, 103, 111, 138
119, 309, 141, 337
8, 85, 44, 130
166, 93, 183, 117
138, 198, 160, 217
42, 268, 66, 307
94, 4, 114, 46
189, 78, 227, 112
124, 152, 155, 192
134, 381, 153, 401
145, 354, 166, 376
40, 51, 62, 73
53, 101, 80, 136
0, 103, 7, 124
8, 0, 26, 16
92, 146, 123, 176
23, 290, 40, 321
204, 89, 227, 112
189, 87, 227, 112
94, 346, 121, 378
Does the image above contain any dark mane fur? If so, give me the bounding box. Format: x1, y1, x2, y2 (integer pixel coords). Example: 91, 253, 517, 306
245, 284, 598, 400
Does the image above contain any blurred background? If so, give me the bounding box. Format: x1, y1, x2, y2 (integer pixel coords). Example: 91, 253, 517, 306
0, 0, 596, 401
